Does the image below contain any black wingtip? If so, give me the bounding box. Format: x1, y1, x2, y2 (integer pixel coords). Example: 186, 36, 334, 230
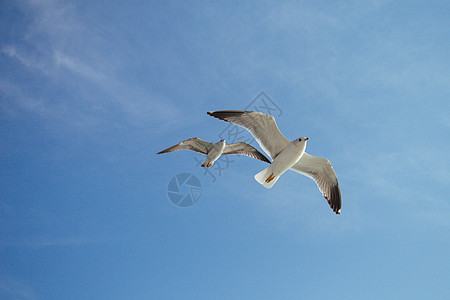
331, 184, 342, 214
255, 153, 271, 164
262, 155, 271, 164
207, 110, 248, 122
324, 183, 341, 214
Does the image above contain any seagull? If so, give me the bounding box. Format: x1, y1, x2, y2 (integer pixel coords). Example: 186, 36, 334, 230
207, 111, 341, 214
157, 138, 271, 168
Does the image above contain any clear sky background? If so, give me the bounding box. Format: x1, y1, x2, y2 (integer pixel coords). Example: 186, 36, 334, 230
1, 0, 449, 299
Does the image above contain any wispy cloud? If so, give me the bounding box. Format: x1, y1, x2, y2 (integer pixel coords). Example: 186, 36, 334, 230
0, 79, 66, 118
0, 274, 36, 300
2, 0, 184, 134
0, 235, 110, 250
53, 50, 107, 83
1, 45, 48, 72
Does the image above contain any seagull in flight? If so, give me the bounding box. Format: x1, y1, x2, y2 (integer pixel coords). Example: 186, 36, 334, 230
207, 111, 341, 214
157, 138, 271, 168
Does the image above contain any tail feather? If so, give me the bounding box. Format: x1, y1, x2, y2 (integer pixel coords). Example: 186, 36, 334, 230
201, 159, 212, 168
254, 167, 279, 189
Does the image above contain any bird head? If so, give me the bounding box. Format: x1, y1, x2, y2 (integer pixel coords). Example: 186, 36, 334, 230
296, 137, 309, 143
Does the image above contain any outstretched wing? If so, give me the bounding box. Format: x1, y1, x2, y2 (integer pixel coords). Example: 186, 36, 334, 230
291, 153, 341, 214
222, 142, 271, 163
207, 110, 290, 159
157, 138, 212, 155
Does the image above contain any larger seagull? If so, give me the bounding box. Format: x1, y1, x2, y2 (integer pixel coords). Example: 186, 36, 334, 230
207, 111, 341, 214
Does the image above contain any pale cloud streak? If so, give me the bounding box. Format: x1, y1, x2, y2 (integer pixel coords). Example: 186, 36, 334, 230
0, 275, 36, 300
53, 50, 108, 83
2, 0, 184, 134
1, 45, 48, 72
0, 235, 110, 250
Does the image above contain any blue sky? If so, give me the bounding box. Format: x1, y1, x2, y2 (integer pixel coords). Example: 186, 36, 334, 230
1, 0, 449, 299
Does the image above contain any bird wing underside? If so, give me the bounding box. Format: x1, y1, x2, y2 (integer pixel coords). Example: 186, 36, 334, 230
291, 153, 341, 214
157, 138, 212, 155
207, 110, 290, 159
222, 142, 271, 163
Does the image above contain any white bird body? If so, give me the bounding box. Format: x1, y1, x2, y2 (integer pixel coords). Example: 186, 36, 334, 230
254, 138, 308, 188
202, 139, 226, 167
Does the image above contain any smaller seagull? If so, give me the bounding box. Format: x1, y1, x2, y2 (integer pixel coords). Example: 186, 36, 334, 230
157, 138, 271, 168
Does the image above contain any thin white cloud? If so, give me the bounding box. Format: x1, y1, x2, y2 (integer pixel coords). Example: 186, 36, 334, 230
1, 45, 48, 72
3, 0, 184, 134
0, 235, 110, 250
0, 275, 36, 300
53, 50, 107, 83
0, 79, 63, 118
